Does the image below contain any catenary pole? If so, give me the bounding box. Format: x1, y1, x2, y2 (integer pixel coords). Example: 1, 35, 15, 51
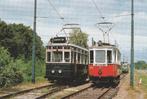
32, 0, 37, 83
130, 0, 134, 87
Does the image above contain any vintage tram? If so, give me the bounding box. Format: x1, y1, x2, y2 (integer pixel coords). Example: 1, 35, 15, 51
121, 62, 129, 73
45, 37, 89, 82
88, 41, 121, 84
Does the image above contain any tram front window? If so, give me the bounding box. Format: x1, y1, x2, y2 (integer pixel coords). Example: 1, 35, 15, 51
107, 50, 112, 63
95, 50, 105, 63
52, 51, 62, 62
64, 52, 70, 62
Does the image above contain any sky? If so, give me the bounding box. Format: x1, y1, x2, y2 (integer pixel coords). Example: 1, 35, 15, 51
0, 0, 147, 62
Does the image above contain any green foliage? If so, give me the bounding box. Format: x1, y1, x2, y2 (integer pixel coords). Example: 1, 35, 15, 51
135, 60, 147, 69
0, 20, 45, 60
0, 47, 23, 87
15, 58, 45, 82
69, 29, 88, 48
0, 20, 46, 87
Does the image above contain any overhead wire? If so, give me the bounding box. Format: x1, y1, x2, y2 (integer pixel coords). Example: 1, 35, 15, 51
113, 14, 131, 18
91, 0, 105, 21
46, 0, 70, 37
46, 0, 65, 23
91, 0, 115, 43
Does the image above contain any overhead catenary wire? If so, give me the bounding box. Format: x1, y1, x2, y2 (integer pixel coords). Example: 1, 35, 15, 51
46, 0, 65, 23
46, 0, 71, 37
91, 0, 105, 21
90, 0, 129, 45
91, 0, 115, 43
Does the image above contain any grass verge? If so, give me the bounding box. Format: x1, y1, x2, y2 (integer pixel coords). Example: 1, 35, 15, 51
137, 70, 147, 99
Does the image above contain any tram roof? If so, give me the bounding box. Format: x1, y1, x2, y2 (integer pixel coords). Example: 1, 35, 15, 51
89, 45, 119, 50
46, 43, 88, 51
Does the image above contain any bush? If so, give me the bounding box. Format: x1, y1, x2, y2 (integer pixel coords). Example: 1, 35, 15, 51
0, 47, 23, 87
15, 58, 45, 82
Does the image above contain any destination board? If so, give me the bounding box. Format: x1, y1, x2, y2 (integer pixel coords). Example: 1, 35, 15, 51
50, 37, 66, 43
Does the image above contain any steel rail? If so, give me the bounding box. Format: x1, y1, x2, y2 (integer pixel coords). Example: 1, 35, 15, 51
61, 85, 92, 99
35, 86, 67, 99
61, 74, 127, 99
0, 84, 54, 99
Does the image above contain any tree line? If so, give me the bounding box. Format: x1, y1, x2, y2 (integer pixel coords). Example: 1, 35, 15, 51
135, 60, 147, 70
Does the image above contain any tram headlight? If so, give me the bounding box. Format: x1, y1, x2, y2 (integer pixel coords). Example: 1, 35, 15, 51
58, 70, 62, 73
51, 70, 55, 73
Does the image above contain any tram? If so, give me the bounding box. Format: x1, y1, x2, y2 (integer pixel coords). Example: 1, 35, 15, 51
88, 41, 121, 83
45, 37, 89, 82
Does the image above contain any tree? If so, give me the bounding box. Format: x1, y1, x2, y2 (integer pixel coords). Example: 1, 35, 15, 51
69, 29, 88, 48
0, 20, 45, 60
135, 60, 147, 69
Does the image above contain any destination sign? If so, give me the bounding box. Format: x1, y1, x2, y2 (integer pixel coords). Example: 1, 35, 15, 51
50, 37, 67, 43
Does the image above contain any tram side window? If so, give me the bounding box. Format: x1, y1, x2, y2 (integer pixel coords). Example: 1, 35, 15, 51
71, 51, 74, 63
90, 51, 93, 63
107, 50, 112, 63
117, 51, 121, 64
113, 50, 116, 63
82, 54, 85, 64
64, 52, 70, 62
52, 51, 62, 62
47, 52, 51, 62
74, 52, 76, 63
78, 53, 81, 64
85, 55, 88, 64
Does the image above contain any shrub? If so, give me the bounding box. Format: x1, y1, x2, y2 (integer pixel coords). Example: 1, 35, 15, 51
0, 47, 23, 87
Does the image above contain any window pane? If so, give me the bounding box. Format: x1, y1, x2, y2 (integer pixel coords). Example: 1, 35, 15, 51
47, 52, 51, 62
64, 52, 70, 62
52, 51, 62, 62
107, 50, 112, 63
95, 50, 105, 63
90, 51, 93, 63
78, 53, 80, 64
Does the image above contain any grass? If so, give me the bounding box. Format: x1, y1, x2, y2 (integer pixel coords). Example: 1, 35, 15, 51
135, 70, 147, 99
137, 70, 147, 99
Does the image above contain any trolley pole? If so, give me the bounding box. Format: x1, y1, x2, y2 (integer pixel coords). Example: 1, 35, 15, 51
130, 0, 134, 87
32, 0, 37, 83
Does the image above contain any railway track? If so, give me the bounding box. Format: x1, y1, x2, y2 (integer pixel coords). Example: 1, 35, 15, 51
62, 74, 127, 99
11, 84, 68, 99
35, 85, 67, 99
0, 84, 54, 99
0, 83, 68, 99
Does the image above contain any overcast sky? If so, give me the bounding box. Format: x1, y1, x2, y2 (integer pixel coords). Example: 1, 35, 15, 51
0, 0, 147, 62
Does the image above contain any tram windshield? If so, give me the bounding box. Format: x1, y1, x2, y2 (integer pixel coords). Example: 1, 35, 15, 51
52, 51, 62, 62
95, 50, 105, 63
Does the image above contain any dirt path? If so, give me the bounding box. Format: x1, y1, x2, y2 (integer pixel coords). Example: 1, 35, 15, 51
113, 74, 144, 99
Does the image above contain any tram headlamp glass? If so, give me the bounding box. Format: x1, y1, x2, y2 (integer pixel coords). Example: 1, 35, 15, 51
58, 70, 62, 73
51, 70, 55, 73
